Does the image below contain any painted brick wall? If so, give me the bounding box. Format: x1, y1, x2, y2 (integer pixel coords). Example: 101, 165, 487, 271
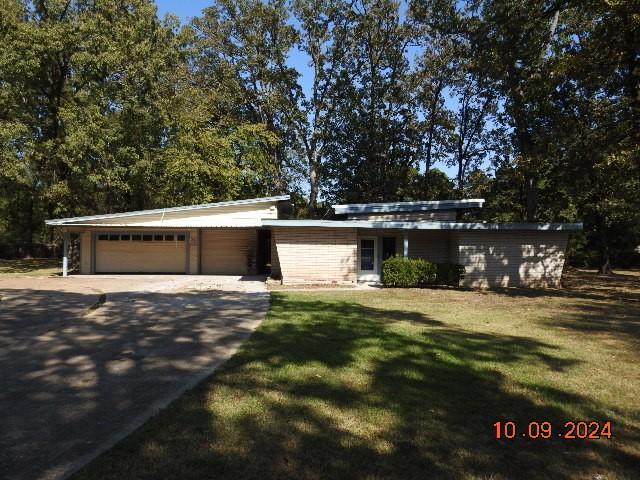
456, 230, 569, 288
273, 227, 357, 284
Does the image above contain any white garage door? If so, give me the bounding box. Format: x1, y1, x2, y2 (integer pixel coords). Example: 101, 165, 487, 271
95, 232, 187, 273
201, 229, 255, 274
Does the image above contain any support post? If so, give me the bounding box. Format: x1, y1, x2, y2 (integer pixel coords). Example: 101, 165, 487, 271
403, 232, 409, 258
62, 231, 69, 277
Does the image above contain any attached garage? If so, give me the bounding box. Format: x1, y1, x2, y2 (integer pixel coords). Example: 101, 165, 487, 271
201, 228, 256, 275
95, 232, 188, 273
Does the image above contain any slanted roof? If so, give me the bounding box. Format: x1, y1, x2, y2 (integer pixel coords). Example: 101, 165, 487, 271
262, 219, 583, 231
45, 195, 290, 226
332, 198, 485, 215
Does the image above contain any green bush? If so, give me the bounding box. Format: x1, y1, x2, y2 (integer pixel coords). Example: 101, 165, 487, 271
381, 257, 465, 287
436, 262, 466, 287
381, 256, 436, 287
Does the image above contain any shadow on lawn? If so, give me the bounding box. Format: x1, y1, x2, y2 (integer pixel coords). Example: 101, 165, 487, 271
73, 294, 640, 480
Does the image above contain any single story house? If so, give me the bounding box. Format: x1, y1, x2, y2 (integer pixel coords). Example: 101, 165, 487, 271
45, 195, 582, 288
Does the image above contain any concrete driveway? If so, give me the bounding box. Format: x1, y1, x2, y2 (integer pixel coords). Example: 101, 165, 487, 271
0, 275, 269, 480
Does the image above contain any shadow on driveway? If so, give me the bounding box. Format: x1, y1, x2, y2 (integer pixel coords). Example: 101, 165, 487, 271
0, 282, 268, 480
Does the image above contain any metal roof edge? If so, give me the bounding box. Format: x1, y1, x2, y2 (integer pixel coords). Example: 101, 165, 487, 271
262, 220, 583, 231
332, 198, 485, 214
45, 195, 290, 225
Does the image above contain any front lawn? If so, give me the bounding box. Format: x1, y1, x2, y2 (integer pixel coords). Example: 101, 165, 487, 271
0, 258, 60, 277
73, 270, 640, 479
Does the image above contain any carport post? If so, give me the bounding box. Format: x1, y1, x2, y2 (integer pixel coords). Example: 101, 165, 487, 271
62, 231, 69, 277
403, 232, 409, 258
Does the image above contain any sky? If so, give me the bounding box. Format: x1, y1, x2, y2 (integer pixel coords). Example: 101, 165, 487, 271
154, 1, 459, 178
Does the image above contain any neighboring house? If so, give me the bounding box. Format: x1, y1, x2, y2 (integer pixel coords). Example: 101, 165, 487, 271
45, 195, 582, 288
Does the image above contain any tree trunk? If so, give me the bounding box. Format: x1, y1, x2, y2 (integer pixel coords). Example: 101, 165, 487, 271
525, 173, 537, 222
308, 156, 319, 217
598, 222, 613, 274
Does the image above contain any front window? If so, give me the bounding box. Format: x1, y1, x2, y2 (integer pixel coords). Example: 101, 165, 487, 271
360, 239, 375, 271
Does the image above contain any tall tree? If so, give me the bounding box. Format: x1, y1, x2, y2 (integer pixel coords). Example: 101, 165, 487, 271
469, 0, 565, 221
192, 0, 302, 195
291, 0, 351, 212
323, 0, 419, 203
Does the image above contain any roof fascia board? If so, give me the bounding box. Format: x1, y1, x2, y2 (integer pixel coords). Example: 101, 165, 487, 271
45, 195, 290, 226
262, 219, 583, 231
332, 198, 485, 214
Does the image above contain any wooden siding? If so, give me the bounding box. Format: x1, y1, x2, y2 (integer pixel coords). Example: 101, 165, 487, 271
346, 210, 456, 221
274, 227, 357, 284
456, 231, 569, 288
81, 203, 278, 227
201, 228, 256, 274
407, 231, 451, 263
80, 230, 91, 274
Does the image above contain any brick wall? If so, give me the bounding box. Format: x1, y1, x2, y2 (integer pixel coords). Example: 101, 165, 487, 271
273, 227, 357, 284
456, 230, 569, 288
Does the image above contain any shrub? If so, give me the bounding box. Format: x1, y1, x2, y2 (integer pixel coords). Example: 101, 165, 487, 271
436, 262, 466, 287
381, 256, 436, 287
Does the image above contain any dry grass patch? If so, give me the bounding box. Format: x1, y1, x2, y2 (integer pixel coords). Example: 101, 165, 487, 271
0, 258, 60, 277
73, 269, 640, 480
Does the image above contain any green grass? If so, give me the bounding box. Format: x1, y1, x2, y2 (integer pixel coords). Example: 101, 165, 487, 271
0, 258, 60, 277
73, 270, 640, 479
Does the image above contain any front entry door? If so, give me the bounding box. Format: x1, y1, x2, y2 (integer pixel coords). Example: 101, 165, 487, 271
382, 237, 397, 260
358, 237, 379, 282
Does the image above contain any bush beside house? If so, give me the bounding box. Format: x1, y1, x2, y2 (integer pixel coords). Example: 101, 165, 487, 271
381, 256, 465, 287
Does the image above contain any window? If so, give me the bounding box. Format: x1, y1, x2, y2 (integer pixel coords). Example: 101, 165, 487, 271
98, 234, 108, 241
176, 234, 185, 241
109, 234, 119, 241
132, 234, 141, 241
154, 234, 163, 241
120, 234, 130, 241
143, 234, 152, 241
360, 239, 375, 271
165, 234, 174, 241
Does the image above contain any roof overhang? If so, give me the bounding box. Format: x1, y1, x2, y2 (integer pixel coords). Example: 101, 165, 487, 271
332, 198, 485, 215
262, 220, 583, 231
45, 195, 290, 226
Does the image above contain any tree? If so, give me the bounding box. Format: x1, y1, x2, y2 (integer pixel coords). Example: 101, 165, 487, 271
469, 0, 565, 221
549, 0, 640, 272
290, 0, 351, 212
323, 0, 420, 203
192, 0, 302, 195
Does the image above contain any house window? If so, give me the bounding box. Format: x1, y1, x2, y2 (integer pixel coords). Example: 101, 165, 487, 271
108, 234, 119, 241
98, 234, 108, 241
154, 234, 163, 241
120, 234, 130, 241
142, 234, 153, 241
176, 234, 185, 241
165, 234, 174, 241
360, 239, 375, 271
132, 234, 141, 241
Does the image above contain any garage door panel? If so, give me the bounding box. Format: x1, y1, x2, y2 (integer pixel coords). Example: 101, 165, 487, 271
96, 233, 187, 273
201, 229, 255, 274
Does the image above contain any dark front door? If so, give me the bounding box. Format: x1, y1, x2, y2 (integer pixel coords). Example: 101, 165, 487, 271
256, 229, 271, 274
382, 237, 397, 260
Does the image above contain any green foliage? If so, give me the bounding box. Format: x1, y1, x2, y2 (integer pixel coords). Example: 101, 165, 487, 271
381, 257, 465, 287
381, 256, 437, 287
435, 263, 466, 287
0, 0, 638, 270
